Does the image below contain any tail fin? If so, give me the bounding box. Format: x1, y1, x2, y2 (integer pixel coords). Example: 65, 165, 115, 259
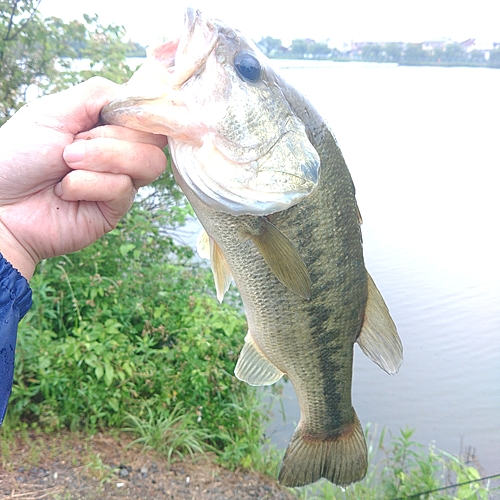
278, 412, 367, 488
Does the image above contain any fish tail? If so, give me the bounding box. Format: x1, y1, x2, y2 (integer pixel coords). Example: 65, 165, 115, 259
278, 412, 367, 488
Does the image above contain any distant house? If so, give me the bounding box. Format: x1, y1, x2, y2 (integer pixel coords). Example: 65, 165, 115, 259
459, 38, 476, 52
349, 40, 404, 60
421, 38, 453, 51
350, 41, 373, 52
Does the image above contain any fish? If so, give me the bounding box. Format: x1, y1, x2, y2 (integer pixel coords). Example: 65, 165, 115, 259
101, 8, 403, 488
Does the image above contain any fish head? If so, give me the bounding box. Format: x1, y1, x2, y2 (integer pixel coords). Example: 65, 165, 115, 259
102, 8, 320, 215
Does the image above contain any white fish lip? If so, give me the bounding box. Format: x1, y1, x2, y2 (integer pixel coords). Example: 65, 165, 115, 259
171, 136, 319, 216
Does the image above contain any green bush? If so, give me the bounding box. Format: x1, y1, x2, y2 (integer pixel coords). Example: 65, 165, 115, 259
7, 176, 269, 466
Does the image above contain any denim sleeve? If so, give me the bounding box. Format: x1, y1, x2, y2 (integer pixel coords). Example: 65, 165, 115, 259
0, 253, 32, 425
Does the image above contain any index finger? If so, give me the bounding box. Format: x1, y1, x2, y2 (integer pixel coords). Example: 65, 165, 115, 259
75, 124, 168, 149
20, 77, 123, 135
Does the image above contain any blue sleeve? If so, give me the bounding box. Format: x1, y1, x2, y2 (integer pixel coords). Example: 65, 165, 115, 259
0, 253, 32, 426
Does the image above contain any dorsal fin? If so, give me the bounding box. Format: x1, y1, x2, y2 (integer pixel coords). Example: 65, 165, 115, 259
248, 218, 311, 299
235, 333, 284, 386
356, 273, 403, 374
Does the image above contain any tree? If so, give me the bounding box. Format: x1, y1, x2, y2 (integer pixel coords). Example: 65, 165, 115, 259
361, 43, 383, 61
488, 49, 500, 68
256, 36, 282, 56
468, 49, 487, 64
443, 43, 466, 63
384, 43, 402, 63
290, 39, 309, 58
403, 43, 428, 63
310, 42, 330, 57
0, 0, 133, 125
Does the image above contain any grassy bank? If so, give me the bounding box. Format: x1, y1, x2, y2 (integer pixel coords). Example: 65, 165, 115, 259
1, 422, 496, 499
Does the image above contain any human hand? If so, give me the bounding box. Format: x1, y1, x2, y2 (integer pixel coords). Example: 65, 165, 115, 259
0, 77, 168, 279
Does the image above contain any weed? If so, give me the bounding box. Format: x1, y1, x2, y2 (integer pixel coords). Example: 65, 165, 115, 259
123, 403, 211, 462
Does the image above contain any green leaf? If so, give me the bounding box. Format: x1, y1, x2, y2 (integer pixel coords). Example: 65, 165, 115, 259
95, 364, 104, 380
104, 364, 114, 387
108, 398, 119, 412
119, 243, 135, 257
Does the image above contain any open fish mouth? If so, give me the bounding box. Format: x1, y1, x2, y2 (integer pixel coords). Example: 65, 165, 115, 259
101, 8, 320, 216
102, 9, 217, 114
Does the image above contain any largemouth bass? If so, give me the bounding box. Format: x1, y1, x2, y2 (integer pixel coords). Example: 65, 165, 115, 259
101, 8, 403, 488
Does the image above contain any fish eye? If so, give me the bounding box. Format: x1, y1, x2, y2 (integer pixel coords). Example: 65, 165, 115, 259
234, 52, 261, 82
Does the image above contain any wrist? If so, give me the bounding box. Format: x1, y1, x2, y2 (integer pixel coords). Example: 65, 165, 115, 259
0, 224, 37, 280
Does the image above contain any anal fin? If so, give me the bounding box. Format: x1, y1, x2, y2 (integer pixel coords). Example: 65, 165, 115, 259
235, 333, 284, 386
356, 273, 403, 374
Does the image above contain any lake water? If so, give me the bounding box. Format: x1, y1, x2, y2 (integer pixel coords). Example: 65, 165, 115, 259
261, 60, 500, 474
172, 60, 500, 474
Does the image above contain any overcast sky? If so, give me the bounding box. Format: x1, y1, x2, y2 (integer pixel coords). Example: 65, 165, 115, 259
39, 0, 500, 48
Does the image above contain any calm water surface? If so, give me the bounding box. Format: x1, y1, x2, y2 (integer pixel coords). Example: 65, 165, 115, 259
262, 61, 500, 473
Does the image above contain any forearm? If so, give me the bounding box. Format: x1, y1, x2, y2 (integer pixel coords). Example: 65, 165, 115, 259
0, 252, 33, 425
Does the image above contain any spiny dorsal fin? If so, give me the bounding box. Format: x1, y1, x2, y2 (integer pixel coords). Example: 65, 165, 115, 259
248, 218, 311, 299
235, 333, 284, 386
197, 230, 233, 303
356, 273, 403, 374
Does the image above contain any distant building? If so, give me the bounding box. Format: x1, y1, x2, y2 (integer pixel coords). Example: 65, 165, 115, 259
349, 40, 405, 60
459, 38, 476, 52
421, 38, 453, 51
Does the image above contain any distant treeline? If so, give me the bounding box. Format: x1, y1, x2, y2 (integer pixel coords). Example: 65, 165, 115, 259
63, 39, 147, 58
256, 37, 500, 68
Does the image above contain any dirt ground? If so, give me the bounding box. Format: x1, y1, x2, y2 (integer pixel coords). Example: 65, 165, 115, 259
0, 431, 295, 499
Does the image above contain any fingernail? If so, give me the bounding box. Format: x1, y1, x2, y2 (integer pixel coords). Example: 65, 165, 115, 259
63, 141, 86, 163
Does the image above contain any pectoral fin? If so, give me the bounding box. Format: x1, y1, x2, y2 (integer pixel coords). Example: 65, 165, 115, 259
235, 333, 284, 386
248, 218, 311, 299
197, 230, 233, 303
356, 273, 403, 374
